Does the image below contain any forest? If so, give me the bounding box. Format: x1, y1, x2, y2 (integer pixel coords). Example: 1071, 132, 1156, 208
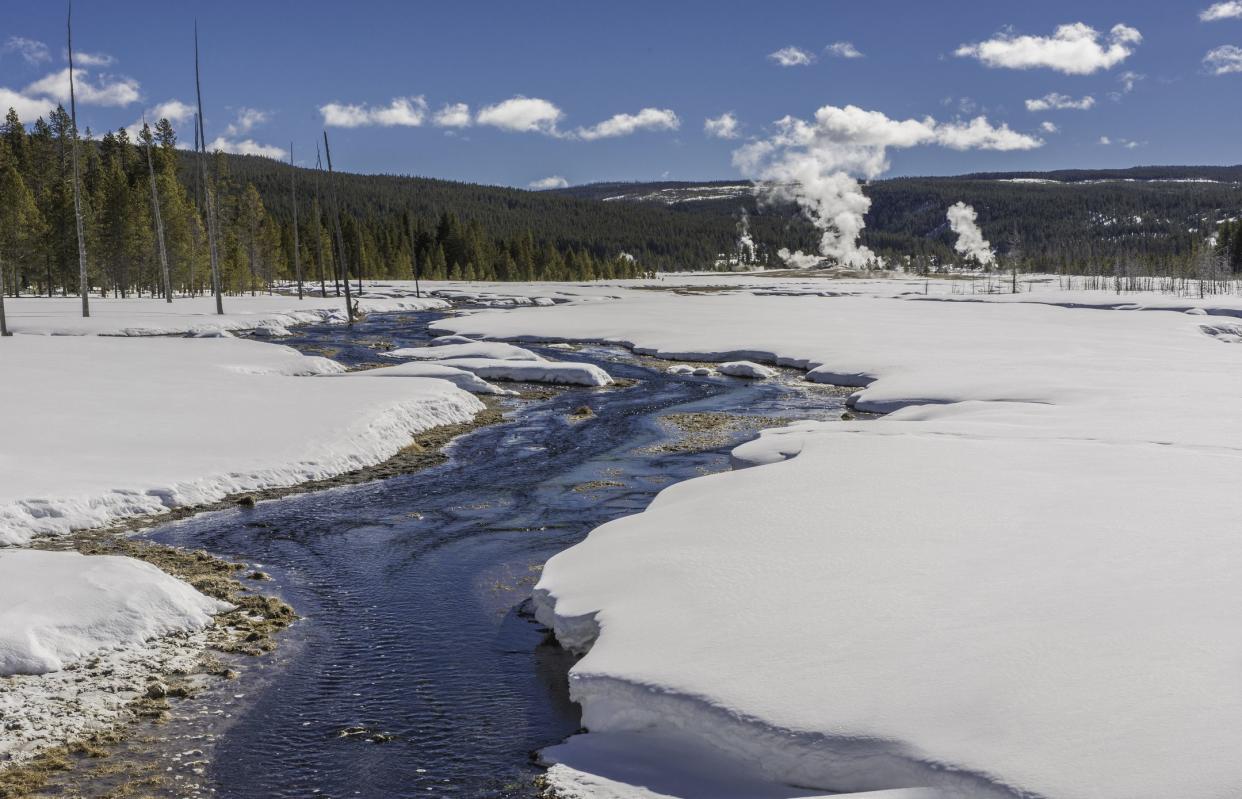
3, 102, 1242, 299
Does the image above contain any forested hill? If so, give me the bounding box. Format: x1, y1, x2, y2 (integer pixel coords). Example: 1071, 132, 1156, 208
5, 98, 1242, 299
555, 168, 1242, 272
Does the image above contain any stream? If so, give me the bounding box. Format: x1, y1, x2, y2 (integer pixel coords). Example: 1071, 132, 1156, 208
131, 308, 847, 798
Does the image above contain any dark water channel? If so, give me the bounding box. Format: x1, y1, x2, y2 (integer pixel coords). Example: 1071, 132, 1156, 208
133, 308, 847, 798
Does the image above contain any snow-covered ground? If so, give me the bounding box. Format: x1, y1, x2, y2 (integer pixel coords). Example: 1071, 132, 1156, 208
428, 282, 1242, 798
1, 293, 448, 336
0, 333, 483, 545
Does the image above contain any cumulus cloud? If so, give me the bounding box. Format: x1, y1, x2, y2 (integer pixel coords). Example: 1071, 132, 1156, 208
705, 112, 740, 139
1025, 92, 1095, 111
206, 137, 285, 159
23, 67, 140, 106
575, 107, 679, 140
73, 51, 115, 67
476, 96, 564, 134
1041, 120, 1059, 133
768, 46, 815, 66
732, 104, 1041, 268
529, 176, 569, 190
1201, 1, 1242, 21
124, 98, 198, 140
320, 96, 427, 128
826, 41, 863, 58
947, 202, 996, 267
0, 88, 55, 121
225, 107, 269, 136
1204, 45, 1242, 74
1099, 135, 1112, 145
432, 102, 471, 127
3, 36, 50, 65
955, 22, 1141, 74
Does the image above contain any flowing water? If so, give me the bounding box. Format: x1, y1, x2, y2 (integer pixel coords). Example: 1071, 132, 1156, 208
131, 308, 847, 798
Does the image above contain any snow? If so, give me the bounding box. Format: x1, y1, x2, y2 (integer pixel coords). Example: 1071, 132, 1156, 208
383, 340, 544, 361
2, 293, 449, 337
0, 549, 230, 676
1, 321, 484, 545
347, 362, 516, 395
432, 286, 1242, 797
718, 360, 776, 379
418, 357, 613, 386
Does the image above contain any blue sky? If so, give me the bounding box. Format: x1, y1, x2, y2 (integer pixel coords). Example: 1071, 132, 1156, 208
2, 0, 1241, 187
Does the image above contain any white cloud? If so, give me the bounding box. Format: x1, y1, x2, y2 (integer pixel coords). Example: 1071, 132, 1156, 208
1124, 140, 1141, 149
124, 99, 198, 140
3, 36, 50, 65
955, 22, 1141, 74
575, 107, 679, 140
476, 96, 564, 134
0, 87, 55, 121
1025, 92, 1096, 111
826, 41, 863, 58
1201, 1, 1242, 21
704, 112, 740, 139
23, 67, 140, 106
225, 107, 269, 136
206, 137, 285, 159
732, 104, 1042, 268
1204, 45, 1242, 74
1041, 120, 1059, 133
1098, 135, 1112, 144
768, 46, 815, 66
432, 102, 471, 127
1118, 71, 1144, 92
320, 96, 427, 128
73, 51, 114, 67
529, 175, 569, 190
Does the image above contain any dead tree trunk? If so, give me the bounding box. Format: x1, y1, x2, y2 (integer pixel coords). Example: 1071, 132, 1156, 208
194, 23, 224, 314
67, 3, 89, 317
322, 130, 354, 323
290, 142, 303, 299
143, 122, 173, 303
0, 255, 10, 336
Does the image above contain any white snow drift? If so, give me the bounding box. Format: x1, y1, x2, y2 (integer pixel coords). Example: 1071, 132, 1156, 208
438, 289, 1242, 798
0, 333, 483, 545
384, 340, 614, 386
0, 549, 231, 676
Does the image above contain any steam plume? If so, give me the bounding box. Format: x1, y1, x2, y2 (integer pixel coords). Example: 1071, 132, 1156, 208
946, 202, 996, 267
733, 105, 1040, 270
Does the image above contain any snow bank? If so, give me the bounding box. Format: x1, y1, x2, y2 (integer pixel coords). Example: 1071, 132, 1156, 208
0, 336, 484, 544
348, 362, 516, 395
434, 290, 1242, 797
383, 340, 543, 361
420, 357, 613, 386
718, 361, 776, 379
2, 294, 449, 337
0, 549, 230, 676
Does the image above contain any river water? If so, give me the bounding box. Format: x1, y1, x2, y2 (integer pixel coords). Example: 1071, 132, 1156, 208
136, 308, 847, 798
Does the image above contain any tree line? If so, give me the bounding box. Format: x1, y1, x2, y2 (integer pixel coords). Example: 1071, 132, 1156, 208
0, 106, 652, 303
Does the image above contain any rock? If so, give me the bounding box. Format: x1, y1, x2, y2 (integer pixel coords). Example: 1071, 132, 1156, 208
236, 495, 257, 508
247, 571, 272, 581
145, 681, 168, 699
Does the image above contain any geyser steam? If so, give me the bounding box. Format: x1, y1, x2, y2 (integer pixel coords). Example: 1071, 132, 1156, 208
733, 105, 1041, 270
946, 201, 996, 267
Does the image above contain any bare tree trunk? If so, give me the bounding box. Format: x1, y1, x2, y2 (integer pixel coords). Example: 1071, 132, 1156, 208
67, 3, 89, 317
143, 122, 173, 303
194, 23, 224, 314
290, 143, 303, 299
0, 254, 10, 336
312, 148, 328, 298
190, 113, 200, 296
314, 146, 337, 298
322, 130, 354, 323
408, 216, 421, 298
